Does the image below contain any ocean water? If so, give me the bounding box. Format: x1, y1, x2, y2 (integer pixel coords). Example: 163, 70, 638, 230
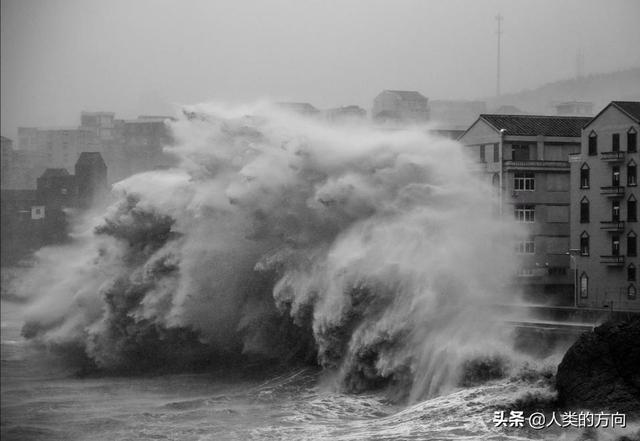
3, 298, 637, 441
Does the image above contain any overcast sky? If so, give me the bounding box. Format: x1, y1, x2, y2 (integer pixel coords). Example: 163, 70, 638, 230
2, 0, 639, 138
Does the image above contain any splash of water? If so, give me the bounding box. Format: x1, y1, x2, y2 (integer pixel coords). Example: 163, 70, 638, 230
17, 102, 525, 400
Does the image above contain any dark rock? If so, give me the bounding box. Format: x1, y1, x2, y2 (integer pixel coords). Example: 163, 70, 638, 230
556, 317, 640, 414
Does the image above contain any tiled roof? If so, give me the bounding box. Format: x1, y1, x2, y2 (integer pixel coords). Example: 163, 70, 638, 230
612, 101, 640, 123
480, 114, 591, 137
40, 168, 70, 179
385, 90, 428, 102
76, 152, 106, 167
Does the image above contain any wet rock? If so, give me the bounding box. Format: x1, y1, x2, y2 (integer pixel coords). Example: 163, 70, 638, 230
556, 317, 640, 414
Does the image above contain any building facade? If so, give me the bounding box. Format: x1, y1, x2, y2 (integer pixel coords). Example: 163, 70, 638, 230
459, 114, 590, 304
570, 101, 640, 311
372, 90, 429, 124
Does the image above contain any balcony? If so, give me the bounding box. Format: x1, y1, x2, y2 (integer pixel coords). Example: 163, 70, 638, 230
600, 221, 625, 232
600, 151, 626, 162
600, 255, 625, 266
600, 186, 625, 198
504, 160, 569, 171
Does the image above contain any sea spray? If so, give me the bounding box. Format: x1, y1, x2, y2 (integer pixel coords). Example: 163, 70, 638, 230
17, 102, 525, 400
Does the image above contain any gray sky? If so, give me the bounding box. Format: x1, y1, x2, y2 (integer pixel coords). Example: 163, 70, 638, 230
2, 0, 639, 139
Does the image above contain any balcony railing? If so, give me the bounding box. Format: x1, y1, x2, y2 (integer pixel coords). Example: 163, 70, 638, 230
600, 151, 626, 161
600, 221, 625, 231
600, 255, 625, 266
504, 160, 569, 170
600, 186, 625, 197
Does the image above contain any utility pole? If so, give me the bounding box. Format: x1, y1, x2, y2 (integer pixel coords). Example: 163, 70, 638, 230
496, 14, 503, 96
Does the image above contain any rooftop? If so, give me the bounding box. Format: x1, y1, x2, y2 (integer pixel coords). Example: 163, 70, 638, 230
479, 114, 591, 137
612, 101, 640, 123
39, 168, 70, 179
76, 152, 106, 168
381, 90, 428, 102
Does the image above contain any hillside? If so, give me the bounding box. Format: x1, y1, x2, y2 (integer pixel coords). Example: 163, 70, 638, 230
485, 67, 640, 115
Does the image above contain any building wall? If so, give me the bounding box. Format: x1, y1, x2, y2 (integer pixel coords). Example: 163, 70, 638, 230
459, 122, 578, 303
372, 91, 429, 123
570, 105, 639, 310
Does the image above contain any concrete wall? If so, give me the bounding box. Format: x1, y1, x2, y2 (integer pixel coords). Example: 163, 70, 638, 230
570, 105, 639, 310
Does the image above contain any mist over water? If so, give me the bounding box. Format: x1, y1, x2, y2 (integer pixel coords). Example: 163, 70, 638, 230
15, 102, 525, 401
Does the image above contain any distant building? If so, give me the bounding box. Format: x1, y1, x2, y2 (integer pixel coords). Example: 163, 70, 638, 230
493, 105, 527, 115
75, 152, 108, 208
372, 90, 429, 124
0, 189, 45, 265
18, 126, 100, 171
276, 102, 320, 116
569, 101, 640, 311
1, 136, 48, 190
324, 105, 366, 123
459, 114, 590, 304
555, 101, 594, 117
15, 112, 176, 185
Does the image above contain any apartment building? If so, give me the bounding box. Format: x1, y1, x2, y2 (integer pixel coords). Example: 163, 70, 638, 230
569, 101, 640, 311
458, 114, 590, 303
372, 90, 429, 124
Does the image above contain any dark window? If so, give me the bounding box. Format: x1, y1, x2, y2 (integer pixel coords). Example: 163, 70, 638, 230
514, 172, 535, 191
612, 234, 621, 256
580, 197, 589, 223
480, 145, 486, 162
628, 232, 637, 257
580, 232, 590, 256
613, 200, 621, 222
628, 196, 637, 222
493, 144, 499, 162
580, 272, 589, 298
613, 166, 621, 187
512, 144, 530, 161
629, 128, 637, 153
629, 284, 637, 300
588, 132, 597, 156
628, 161, 637, 186
515, 204, 535, 223
612, 133, 620, 152
629, 264, 637, 282
580, 164, 590, 188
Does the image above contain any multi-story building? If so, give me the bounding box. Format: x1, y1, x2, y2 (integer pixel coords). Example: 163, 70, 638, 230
569, 101, 640, 311
18, 126, 100, 172
372, 90, 429, 124
458, 114, 591, 304
1, 135, 49, 190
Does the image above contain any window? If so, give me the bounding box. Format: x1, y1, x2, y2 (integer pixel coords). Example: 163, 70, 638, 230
613, 166, 621, 187
493, 144, 499, 162
628, 195, 637, 222
580, 232, 590, 256
512, 144, 530, 161
612, 234, 621, 256
580, 272, 588, 298
628, 231, 637, 257
629, 284, 637, 300
480, 145, 486, 163
515, 204, 535, 223
612, 133, 620, 152
629, 127, 637, 153
580, 164, 590, 189
629, 263, 637, 282
588, 131, 597, 156
612, 200, 621, 222
628, 160, 637, 186
514, 172, 535, 191
548, 267, 567, 276
580, 197, 589, 223
515, 239, 535, 254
